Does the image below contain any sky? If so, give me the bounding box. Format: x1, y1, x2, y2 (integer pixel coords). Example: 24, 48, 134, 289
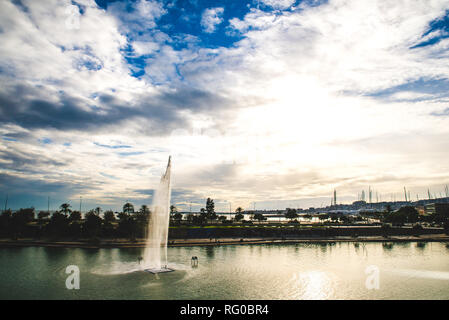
1, 0, 449, 212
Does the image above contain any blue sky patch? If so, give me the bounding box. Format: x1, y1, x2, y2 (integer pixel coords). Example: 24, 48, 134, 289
411, 10, 449, 49
94, 142, 133, 149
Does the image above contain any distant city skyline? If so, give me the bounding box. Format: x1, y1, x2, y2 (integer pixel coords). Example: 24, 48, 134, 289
1, 0, 449, 211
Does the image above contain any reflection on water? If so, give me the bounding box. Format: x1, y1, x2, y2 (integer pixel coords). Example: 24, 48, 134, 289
205, 246, 215, 259
0, 242, 448, 299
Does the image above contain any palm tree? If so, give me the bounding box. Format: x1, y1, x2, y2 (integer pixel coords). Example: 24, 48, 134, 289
60, 203, 72, 216
123, 202, 134, 214
95, 207, 102, 216
140, 205, 150, 215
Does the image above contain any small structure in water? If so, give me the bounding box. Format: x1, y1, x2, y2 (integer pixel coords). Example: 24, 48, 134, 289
191, 256, 198, 268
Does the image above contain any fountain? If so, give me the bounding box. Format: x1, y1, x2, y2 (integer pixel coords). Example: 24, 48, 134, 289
143, 156, 174, 274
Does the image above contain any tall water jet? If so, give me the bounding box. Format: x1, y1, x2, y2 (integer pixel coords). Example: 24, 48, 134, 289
143, 156, 174, 273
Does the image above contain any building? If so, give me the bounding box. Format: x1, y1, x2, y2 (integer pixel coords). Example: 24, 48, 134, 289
425, 203, 449, 217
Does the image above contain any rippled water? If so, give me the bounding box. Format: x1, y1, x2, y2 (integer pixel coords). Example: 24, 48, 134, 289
0, 242, 448, 299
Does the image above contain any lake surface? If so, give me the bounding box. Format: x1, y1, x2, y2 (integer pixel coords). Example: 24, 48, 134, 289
1, 242, 449, 299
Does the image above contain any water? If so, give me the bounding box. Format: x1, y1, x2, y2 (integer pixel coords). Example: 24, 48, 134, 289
1, 242, 449, 299
143, 156, 172, 272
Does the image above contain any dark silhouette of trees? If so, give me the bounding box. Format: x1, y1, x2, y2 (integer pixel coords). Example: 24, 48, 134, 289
38, 211, 50, 223
10, 208, 35, 239
285, 208, 298, 221
200, 208, 207, 223
0, 210, 12, 237
69, 211, 81, 222
253, 213, 266, 222
46, 211, 70, 238
234, 213, 244, 222
384, 206, 419, 225
102, 210, 116, 237
103, 210, 116, 223
173, 212, 183, 222
135, 205, 150, 237
117, 213, 137, 240
60, 203, 72, 216
206, 198, 217, 221
83, 210, 103, 238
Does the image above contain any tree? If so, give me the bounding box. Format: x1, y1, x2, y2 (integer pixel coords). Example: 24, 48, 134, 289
123, 202, 134, 214
0, 210, 12, 237
69, 211, 81, 222
200, 208, 207, 222
206, 198, 217, 220
60, 203, 72, 216
102, 210, 116, 237
95, 207, 102, 216
170, 205, 177, 214
140, 205, 150, 215
219, 215, 227, 222
235, 207, 243, 214
135, 206, 150, 236
118, 212, 129, 222
319, 214, 329, 221
11, 208, 35, 238
103, 210, 116, 223
136, 205, 150, 224
117, 215, 138, 240
384, 206, 419, 225
173, 212, 183, 222
46, 211, 70, 238
234, 213, 244, 222
83, 210, 103, 238
253, 213, 266, 222
38, 211, 50, 223
285, 208, 298, 221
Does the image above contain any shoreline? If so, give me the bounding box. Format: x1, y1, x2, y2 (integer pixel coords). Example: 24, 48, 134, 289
1, 234, 448, 249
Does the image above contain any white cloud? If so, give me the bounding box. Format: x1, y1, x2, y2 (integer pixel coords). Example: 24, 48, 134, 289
259, 0, 295, 10
200, 7, 224, 33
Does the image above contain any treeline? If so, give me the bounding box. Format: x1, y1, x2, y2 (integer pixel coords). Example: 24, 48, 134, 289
0, 197, 243, 240
0, 202, 153, 241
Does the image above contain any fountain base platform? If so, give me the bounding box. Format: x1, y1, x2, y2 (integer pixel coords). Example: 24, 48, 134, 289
144, 267, 175, 274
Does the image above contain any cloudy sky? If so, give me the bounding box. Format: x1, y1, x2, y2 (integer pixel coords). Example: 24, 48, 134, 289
1, 0, 449, 212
